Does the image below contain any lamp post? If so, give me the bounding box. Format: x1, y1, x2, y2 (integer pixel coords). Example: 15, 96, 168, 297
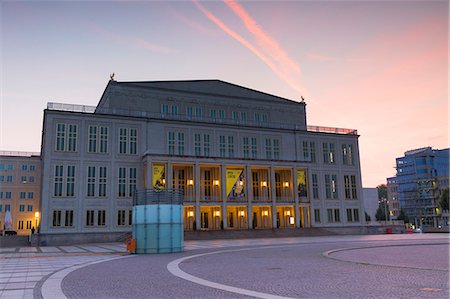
34, 211, 40, 231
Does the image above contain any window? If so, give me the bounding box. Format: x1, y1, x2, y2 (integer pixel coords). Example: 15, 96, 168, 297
53, 165, 76, 197
65, 210, 74, 227
7, 164, 13, 170
167, 131, 184, 155
240, 111, 247, 121
232, 111, 238, 121
53, 210, 62, 227
7, 176, 12, 182
273, 139, 280, 160
0, 205, 2, 212
218, 110, 225, 120
168, 132, 175, 154
219, 136, 226, 158
228, 136, 234, 158
323, 143, 336, 164
87, 167, 96, 197
19, 205, 25, 212
325, 174, 338, 199
29, 176, 35, 183
194, 107, 202, 120
5, 204, 10, 212
21, 176, 27, 183
0, 164, 3, 170
251, 138, 258, 159
87, 166, 107, 197
86, 210, 95, 226
98, 210, 106, 226
265, 139, 272, 159
118, 210, 126, 226
26, 220, 32, 229
118, 167, 137, 198
344, 175, 357, 199
54, 165, 63, 196
22, 165, 27, 171
177, 132, 184, 155
171, 105, 178, 115
0, 176, 3, 182
56, 123, 66, 151
346, 209, 359, 222
28, 192, 33, 199
204, 134, 210, 157
243, 137, 249, 159
327, 208, 340, 223
312, 174, 319, 199
194, 134, 201, 156
88, 125, 109, 153
20, 192, 26, 199
128, 210, 132, 225
66, 166, 75, 196
27, 205, 33, 212
5, 192, 11, 199
186, 107, 193, 119
30, 165, 36, 171
161, 104, 169, 114
210, 109, 217, 120
119, 128, 138, 155
314, 209, 321, 223
67, 124, 77, 151
18, 220, 24, 230
342, 144, 354, 166
0, 192, 3, 199
99, 167, 107, 197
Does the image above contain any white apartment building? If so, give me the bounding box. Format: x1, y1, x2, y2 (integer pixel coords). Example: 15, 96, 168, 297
39, 80, 364, 243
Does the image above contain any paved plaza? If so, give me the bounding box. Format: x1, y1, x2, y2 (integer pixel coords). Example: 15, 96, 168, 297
0, 234, 448, 299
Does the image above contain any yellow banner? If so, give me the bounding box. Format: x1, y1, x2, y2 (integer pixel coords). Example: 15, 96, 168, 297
297, 169, 307, 197
226, 169, 245, 198
152, 164, 165, 189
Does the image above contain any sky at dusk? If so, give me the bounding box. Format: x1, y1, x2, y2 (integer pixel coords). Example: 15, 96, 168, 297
0, 0, 448, 187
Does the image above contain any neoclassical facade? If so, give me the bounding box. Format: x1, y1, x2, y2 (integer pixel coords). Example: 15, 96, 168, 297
39, 80, 364, 240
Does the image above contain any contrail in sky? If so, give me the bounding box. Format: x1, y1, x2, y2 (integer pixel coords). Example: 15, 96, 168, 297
193, 0, 307, 97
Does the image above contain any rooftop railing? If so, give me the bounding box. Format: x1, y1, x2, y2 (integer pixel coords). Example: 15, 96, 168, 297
0, 151, 40, 157
47, 102, 358, 135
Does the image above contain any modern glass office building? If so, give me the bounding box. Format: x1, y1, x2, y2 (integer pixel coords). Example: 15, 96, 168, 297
387, 147, 449, 228
38, 80, 365, 243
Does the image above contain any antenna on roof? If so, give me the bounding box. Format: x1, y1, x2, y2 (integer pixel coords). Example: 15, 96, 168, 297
110, 73, 115, 81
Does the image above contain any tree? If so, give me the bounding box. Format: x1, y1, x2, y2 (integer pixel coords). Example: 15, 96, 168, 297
375, 201, 389, 221
377, 184, 387, 200
397, 209, 409, 223
439, 188, 449, 211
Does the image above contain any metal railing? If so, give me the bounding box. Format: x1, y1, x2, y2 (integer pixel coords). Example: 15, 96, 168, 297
0, 151, 40, 157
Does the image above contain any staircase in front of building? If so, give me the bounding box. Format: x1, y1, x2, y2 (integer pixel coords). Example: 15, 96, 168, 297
184, 228, 338, 240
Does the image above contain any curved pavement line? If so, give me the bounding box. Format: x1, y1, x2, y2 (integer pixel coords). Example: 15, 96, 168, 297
167, 245, 302, 299
323, 242, 449, 272
40, 255, 132, 299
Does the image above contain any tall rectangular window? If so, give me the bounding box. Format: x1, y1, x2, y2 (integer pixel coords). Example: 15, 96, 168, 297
53, 210, 62, 227
314, 209, 321, 223
210, 109, 217, 120
118, 167, 126, 197
20, 192, 26, 199
88, 126, 97, 153
194, 134, 201, 156
28, 192, 33, 199
177, 132, 184, 155
98, 210, 106, 226
334, 209, 340, 222
130, 128, 137, 155
18, 220, 24, 229
265, 138, 272, 159
219, 136, 226, 157
118, 210, 126, 226
323, 143, 336, 164
228, 136, 234, 158
161, 104, 169, 114
54, 165, 63, 196
251, 138, 257, 159
168, 132, 175, 155
99, 167, 107, 197
273, 139, 280, 160
129, 168, 137, 197
342, 144, 354, 166
19, 205, 25, 212
204, 134, 210, 157
232, 111, 238, 121
351, 176, 357, 199
195, 107, 202, 119
310, 142, 316, 162
325, 174, 338, 199
26, 220, 32, 229
86, 210, 94, 226
27, 205, 33, 212
56, 123, 66, 151
99, 126, 108, 153
65, 210, 74, 227
68, 124, 77, 152
119, 128, 128, 154
87, 166, 96, 197
240, 111, 247, 121
353, 209, 360, 222
344, 175, 357, 199
186, 107, 193, 119
312, 174, 319, 199
243, 137, 249, 159
66, 166, 75, 197
22, 165, 27, 171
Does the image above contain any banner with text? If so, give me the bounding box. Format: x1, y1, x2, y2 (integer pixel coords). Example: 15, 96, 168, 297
297, 169, 308, 197
152, 164, 165, 189
226, 169, 245, 199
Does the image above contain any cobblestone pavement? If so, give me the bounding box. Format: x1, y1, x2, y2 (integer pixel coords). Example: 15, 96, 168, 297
0, 234, 448, 299
61, 234, 449, 299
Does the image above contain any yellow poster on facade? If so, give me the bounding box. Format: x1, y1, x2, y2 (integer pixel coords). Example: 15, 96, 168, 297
152, 164, 165, 189
226, 169, 245, 198
297, 169, 307, 197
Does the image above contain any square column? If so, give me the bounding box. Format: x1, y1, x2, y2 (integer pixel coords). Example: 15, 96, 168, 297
270, 166, 277, 228
293, 167, 300, 228
167, 162, 173, 189
246, 165, 253, 229
221, 164, 227, 229
194, 162, 200, 229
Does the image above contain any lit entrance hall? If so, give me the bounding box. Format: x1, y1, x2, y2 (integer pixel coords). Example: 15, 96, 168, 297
150, 161, 311, 230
